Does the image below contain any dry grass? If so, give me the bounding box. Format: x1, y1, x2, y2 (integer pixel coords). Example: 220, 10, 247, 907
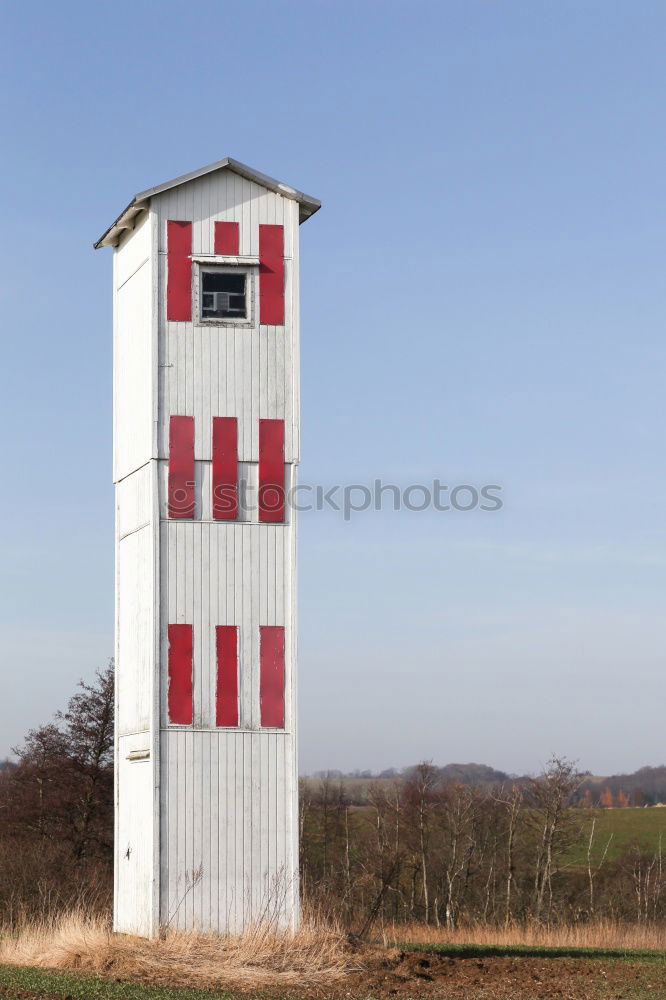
0, 909, 360, 990
383, 919, 666, 951
5, 911, 666, 995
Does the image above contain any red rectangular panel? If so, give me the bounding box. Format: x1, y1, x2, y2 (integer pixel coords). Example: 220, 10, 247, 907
215, 626, 239, 727
214, 221, 240, 256
168, 415, 195, 519
258, 419, 285, 522
212, 417, 238, 520
167, 220, 192, 321
260, 626, 285, 729
259, 224, 284, 325
168, 624, 193, 725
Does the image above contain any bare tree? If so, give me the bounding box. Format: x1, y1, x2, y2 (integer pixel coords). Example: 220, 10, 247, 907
403, 762, 439, 924
439, 783, 478, 928
494, 783, 523, 926
9, 662, 114, 861
528, 756, 583, 923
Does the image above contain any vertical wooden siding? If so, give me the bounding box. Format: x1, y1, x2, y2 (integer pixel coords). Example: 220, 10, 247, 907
156, 173, 299, 464
159, 522, 292, 730
158, 516, 296, 930
159, 730, 296, 932
155, 173, 298, 930
115, 166, 302, 936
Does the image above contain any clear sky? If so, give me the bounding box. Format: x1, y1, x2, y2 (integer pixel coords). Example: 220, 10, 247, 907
0, 1, 664, 777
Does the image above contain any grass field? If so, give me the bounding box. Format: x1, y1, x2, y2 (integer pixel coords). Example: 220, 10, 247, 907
0, 965, 236, 999
301, 776, 398, 802
565, 808, 666, 865
402, 941, 666, 961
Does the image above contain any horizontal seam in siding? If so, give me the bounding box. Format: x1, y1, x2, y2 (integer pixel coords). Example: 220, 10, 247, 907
159, 728, 292, 735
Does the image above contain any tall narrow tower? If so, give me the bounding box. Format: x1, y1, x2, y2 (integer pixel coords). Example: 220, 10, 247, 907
95, 158, 320, 936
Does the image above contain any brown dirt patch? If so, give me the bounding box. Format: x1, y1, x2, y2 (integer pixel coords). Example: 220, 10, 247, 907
275, 949, 666, 999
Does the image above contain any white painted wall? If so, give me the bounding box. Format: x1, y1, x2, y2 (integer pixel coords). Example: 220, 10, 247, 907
113, 213, 156, 483
113, 166, 304, 935
113, 215, 160, 936
115, 732, 156, 936
159, 730, 297, 932
156, 175, 300, 463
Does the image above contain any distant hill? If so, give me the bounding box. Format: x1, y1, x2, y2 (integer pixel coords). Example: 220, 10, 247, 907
304, 762, 666, 807
310, 762, 511, 785
303, 762, 514, 804
436, 762, 511, 786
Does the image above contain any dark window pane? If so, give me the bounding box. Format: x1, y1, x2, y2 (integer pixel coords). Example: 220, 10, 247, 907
201, 271, 247, 318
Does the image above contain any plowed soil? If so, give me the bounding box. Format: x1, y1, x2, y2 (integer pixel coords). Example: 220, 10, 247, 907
343, 948, 666, 998
267, 949, 666, 1000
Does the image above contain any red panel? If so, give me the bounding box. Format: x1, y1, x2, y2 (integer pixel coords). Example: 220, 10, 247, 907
259, 224, 284, 325
168, 415, 195, 519
212, 417, 238, 520
167, 220, 192, 321
214, 221, 240, 256
168, 624, 193, 725
258, 419, 285, 523
215, 626, 239, 727
260, 626, 285, 729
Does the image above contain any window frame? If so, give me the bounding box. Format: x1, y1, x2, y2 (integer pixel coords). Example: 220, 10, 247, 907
194, 260, 257, 327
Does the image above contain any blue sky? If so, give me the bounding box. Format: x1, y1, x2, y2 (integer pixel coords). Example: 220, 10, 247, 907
1, 1, 664, 775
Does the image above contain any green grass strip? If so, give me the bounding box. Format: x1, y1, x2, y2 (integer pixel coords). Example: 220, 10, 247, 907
0, 963, 242, 1000
401, 941, 666, 961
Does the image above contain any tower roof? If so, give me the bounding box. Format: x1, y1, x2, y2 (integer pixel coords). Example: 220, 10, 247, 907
94, 157, 321, 249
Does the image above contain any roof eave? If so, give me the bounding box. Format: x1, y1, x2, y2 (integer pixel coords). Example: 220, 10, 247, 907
93, 200, 150, 250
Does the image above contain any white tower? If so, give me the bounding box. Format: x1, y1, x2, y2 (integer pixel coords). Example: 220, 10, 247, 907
95, 158, 320, 936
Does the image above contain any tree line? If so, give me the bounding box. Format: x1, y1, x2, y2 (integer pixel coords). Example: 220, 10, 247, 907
300, 762, 666, 929
1, 665, 665, 930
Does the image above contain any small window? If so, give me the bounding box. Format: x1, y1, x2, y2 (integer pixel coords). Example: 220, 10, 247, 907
201, 270, 247, 320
